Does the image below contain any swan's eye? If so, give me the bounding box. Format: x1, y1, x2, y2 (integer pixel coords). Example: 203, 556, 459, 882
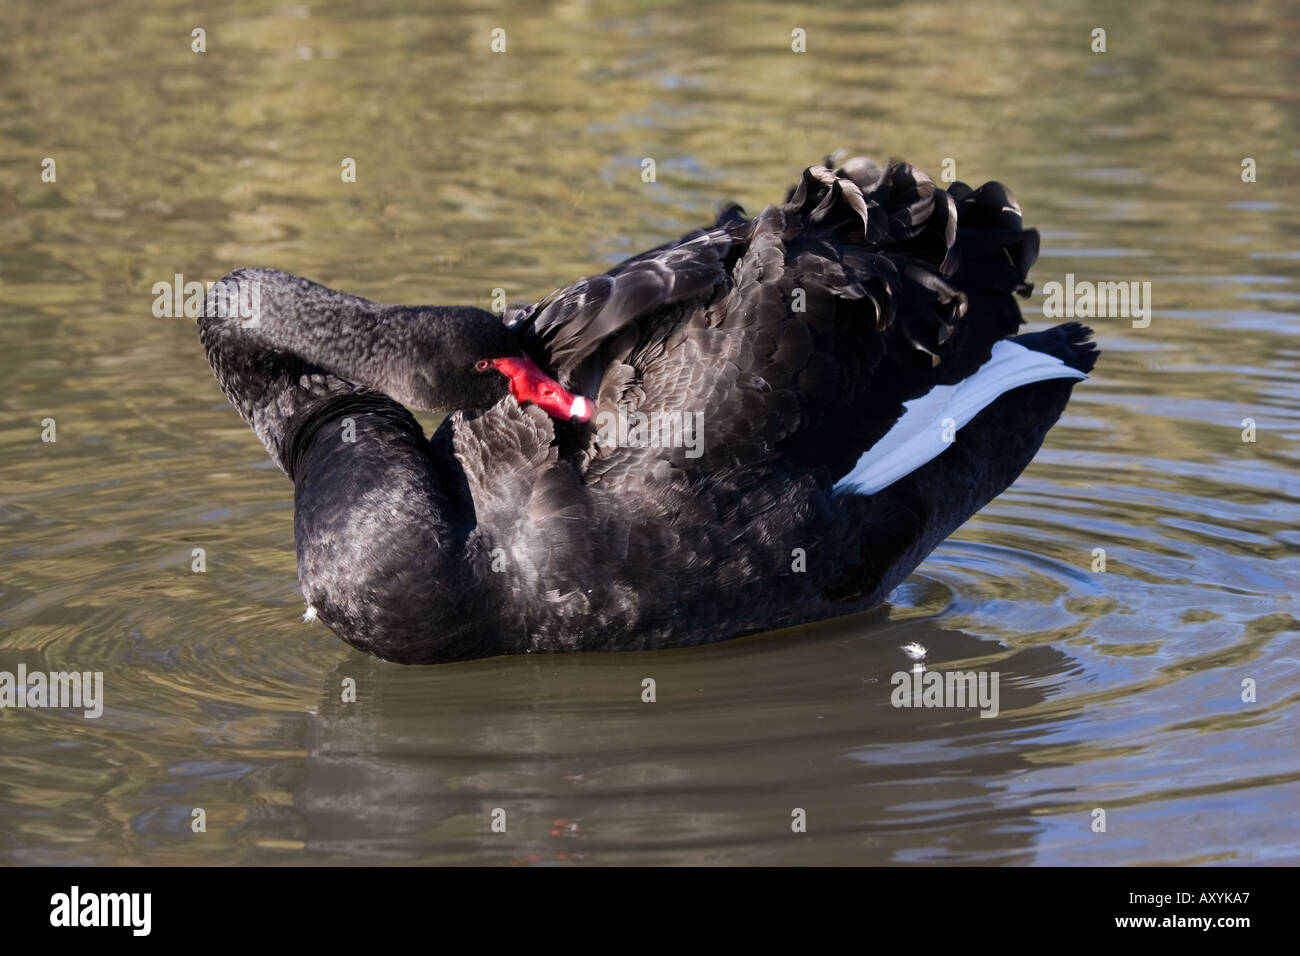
475, 359, 493, 372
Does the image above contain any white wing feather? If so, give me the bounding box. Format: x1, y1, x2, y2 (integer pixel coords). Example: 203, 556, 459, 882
834, 341, 1087, 496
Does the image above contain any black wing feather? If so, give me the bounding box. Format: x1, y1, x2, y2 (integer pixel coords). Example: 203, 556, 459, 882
512, 156, 1042, 488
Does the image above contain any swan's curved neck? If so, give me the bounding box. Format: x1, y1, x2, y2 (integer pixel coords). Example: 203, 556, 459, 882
289, 397, 506, 662
198, 269, 513, 662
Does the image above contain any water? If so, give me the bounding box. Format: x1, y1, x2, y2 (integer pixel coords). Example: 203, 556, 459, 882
2, 0, 1298, 865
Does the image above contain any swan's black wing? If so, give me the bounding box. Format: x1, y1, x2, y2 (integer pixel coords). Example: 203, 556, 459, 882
506, 207, 746, 400
511, 157, 1042, 488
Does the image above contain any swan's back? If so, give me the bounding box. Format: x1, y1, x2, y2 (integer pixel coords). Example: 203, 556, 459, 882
509, 157, 1065, 497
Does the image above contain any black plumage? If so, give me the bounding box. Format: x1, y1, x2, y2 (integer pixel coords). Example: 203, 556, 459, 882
198, 155, 1098, 664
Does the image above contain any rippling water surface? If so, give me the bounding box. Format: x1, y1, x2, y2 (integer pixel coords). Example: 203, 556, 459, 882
2, 0, 1298, 865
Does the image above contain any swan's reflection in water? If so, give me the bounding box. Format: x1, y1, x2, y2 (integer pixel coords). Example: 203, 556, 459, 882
234, 612, 1080, 864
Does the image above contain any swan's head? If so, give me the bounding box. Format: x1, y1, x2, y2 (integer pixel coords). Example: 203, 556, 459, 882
199, 269, 592, 425
397, 306, 592, 422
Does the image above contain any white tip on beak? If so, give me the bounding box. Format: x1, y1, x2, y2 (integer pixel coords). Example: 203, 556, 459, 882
570, 395, 591, 421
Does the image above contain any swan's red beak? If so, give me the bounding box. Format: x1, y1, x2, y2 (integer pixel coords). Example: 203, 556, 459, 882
491, 357, 592, 423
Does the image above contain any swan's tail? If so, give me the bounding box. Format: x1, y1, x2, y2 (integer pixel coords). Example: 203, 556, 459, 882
825, 328, 1094, 604
832, 329, 1092, 497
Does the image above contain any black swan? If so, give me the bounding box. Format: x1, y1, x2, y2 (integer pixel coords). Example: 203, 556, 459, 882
198, 156, 1097, 664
